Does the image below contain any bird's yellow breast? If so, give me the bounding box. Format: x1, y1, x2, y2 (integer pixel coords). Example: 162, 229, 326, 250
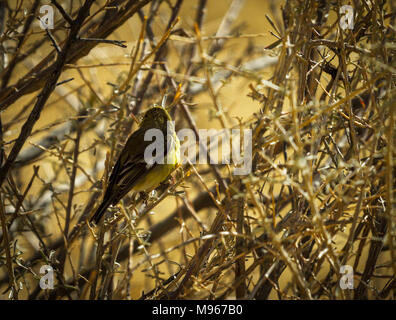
132, 133, 180, 192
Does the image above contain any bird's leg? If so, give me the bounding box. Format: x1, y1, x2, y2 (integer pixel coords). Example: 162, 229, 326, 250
159, 173, 175, 190
139, 191, 149, 205
121, 192, 139, 220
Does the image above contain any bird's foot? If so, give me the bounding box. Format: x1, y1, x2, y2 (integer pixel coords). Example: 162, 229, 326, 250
139, 191, 149, 205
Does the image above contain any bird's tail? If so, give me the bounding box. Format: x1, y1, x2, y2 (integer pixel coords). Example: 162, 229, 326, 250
90, 199, 112, 225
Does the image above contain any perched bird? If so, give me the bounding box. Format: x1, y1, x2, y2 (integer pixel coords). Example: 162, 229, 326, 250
90, 106, 180, 224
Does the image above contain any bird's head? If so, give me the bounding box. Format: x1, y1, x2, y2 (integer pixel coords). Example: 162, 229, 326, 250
140, 106, 172, 129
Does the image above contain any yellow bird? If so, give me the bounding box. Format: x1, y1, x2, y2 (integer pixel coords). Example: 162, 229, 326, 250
90, 106, 180, 224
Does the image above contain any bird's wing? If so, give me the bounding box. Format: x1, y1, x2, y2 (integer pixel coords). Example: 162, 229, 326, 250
105, 126, 170, 204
